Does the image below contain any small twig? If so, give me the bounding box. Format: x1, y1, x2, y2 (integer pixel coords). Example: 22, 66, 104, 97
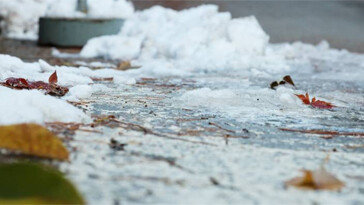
280, 128, 364, 137
208, 122, 235, 133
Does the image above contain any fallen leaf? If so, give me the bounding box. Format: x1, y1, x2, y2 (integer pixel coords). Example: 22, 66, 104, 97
0, 72, 68, 96
48, 71, 58, 84
116, 61, 141, 70
1, 77, 29, 89
270, 75, 295, 89
0, 162, 84, 204
283, 75, 295, 86
270, 81, 279, 89
279, 81, 286, 85
0, 123, 69, 160
295, 93, 310, 105
311, 97, 335, 109
285, 167, 345, 191
295, 93, 335, 109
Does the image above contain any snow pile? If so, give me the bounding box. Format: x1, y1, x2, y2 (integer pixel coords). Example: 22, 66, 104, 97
63, 85, 93, 102
80, 35, 142, 60
267, 41, 364, 81
80, 4, 364, 77
81, 5, 272, 73
46, 0, 134, 18
0, 0, 134, 39
0, 86, 90, 125
0, 0, 52, 39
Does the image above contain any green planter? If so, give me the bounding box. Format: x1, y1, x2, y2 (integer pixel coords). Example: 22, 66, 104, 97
38, 17, 124, 47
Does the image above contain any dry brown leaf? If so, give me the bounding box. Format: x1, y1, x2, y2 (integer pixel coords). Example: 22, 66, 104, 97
117, 61, 131, 70
283, 75, 295, 86
116, 61, 141, 70
48, 71, 58, 84
270, 75, 295, 89
285, 167, 345, 191
0, 123, 69, 160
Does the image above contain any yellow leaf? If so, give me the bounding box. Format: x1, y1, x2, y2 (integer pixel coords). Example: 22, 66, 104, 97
117, 61, 132, 70
0, 123, 69, 160
116, 61, 141, 70
285, 167, 345, 191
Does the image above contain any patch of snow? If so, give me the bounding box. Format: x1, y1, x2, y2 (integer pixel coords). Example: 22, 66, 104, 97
80, 35, 142, 60
178, 85, 321, 127
52, 48, 80, 59
113, 76, 136, 85
46, 0, 134, 19
0, 86, 90, 125
0, 54, 137, 92
0, 0, 52, 40
63, 85, 93, 102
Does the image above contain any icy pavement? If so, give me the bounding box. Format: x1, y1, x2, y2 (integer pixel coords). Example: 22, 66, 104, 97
63, 70, 363, 204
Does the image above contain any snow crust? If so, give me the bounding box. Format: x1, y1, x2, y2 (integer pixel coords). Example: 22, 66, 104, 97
179, 86, 312, 126
0, 86, 90, 125
46, 0, 134, 19
0, 0, 134, 39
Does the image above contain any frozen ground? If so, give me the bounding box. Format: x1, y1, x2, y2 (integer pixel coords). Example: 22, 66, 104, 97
1, 41, 364, 204
63, 70, 363, 204
0, 3, 363, 204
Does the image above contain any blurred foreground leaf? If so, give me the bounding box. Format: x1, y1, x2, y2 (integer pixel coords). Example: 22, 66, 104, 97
0, 123, 69, 160
0, 162, 84, 204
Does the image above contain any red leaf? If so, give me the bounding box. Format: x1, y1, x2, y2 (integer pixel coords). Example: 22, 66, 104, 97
295, 93, 335, 109
311, 99, 335, 109
5, 78, 30, 89
1, 76, 68, 97
295, 93, 310, 105
49, 71, 58, 84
